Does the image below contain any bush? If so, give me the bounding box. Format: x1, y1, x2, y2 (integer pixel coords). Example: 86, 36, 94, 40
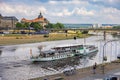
16, 37, 19, 39
43, 34, 49, 38
82, 30, 88, 34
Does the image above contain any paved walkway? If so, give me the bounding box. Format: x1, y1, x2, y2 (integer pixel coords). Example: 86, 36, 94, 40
30, 61, 120, 80
81, 69, 120, 80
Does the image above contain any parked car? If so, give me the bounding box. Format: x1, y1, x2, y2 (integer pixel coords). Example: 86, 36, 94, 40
117, 54, 120, 59
3, 31, 9, 34
54, 77, 64, 80
0, 32, 3, 34
104, 75, 119, 80
34, 30, 49, 34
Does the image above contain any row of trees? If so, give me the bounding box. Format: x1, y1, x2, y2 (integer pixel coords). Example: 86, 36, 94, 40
113, 26, 120, 29
16, 22, 65, 31
45, 23, 65, 29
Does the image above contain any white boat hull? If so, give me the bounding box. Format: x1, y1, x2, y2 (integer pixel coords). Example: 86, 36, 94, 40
31, 54, 74, 62
31, 48, 98, 62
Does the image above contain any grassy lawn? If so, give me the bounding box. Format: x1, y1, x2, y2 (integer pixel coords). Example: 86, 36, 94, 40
0, 33, 90, 45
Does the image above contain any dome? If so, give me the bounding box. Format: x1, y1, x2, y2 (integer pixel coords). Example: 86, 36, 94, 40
38, 12, 43, 18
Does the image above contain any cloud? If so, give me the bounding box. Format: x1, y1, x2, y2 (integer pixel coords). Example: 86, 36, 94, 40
48, 0, 88, 5
0, 0, 120, 24
61, 0, 88, 5
48, 1, 58, 4
36, 0, 49, 3
102, 7, 120, 14
38, 7, 47, 14
51, 7, 94, 17
73, 7, 94, 16
87, 0, 120, 10
89, 7, 120, 24
0, 3, 47, 18
51, 9, 73, 17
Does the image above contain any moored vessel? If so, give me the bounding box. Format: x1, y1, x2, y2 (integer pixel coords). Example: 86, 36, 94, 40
30, 44, 98, 62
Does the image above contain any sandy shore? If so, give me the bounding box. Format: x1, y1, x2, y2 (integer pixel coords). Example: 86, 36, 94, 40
30, 60, 120, 80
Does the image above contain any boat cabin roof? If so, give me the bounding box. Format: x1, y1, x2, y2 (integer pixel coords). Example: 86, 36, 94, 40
41, 50, 55, 54
53, 44, 83, 49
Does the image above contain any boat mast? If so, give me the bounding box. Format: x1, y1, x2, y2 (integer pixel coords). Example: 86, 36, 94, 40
38, 45, 43, 54
30, 49, 33, 57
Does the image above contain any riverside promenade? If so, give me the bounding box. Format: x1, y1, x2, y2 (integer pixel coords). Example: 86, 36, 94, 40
30, 61, 120, 80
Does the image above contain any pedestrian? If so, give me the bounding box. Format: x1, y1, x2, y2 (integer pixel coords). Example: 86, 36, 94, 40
94, 62, 97, 68
93, 65, 96, 74
74, 36, 76, 40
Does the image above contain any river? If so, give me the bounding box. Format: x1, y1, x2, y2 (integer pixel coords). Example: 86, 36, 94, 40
0, 34, 120, 80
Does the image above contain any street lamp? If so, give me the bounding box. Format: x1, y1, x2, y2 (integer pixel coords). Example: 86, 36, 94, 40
102, 39, 118, 74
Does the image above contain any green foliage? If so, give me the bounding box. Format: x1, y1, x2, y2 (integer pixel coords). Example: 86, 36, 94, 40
54, 22, 65, 29
16, 22, 23, 29
45, 22, 65, 29
81, 30, 88, 34
43, 34, 49, 38
16, 22, 64, 31
113, 26, 120, 29
16, 22, 30, 29
30, 22, 43, 31
45, 23, 54, 29
23, 22, 29, 29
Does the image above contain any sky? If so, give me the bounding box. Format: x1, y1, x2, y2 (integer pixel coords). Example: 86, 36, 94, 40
0, 0, 120, 24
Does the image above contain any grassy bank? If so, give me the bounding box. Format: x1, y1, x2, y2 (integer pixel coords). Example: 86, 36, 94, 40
0, 33, 91, 45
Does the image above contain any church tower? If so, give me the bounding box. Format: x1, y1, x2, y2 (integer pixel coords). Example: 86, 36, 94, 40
38, 12, 43, 18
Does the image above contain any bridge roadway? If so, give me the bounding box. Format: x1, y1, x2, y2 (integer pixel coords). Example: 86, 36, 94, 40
50, 28, 120, 32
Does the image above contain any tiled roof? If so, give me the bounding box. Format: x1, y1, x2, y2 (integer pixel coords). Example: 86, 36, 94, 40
21, 12, 49, 23
21, 17, 48, 23
3, 16, 18, 21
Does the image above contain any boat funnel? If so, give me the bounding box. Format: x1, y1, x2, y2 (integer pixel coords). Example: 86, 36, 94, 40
30, 49, 33, 57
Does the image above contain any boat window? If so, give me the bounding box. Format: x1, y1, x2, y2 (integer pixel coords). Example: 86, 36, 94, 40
49, 52, 55, 55
43, 54, 46, 57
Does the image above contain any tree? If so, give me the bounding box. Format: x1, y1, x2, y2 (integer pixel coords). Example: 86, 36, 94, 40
56, 22, 65, 29
23, 22, 29, 29
45, 22, 65, 29
30, 22, 43, 31
16, 22, 23, 29
45, 23, 54, 29
54, 22, 65, 29
113, 26, 120, 29
82, 30, 88, 34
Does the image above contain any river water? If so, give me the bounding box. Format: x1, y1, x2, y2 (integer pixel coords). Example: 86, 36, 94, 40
0, 34, 120, 80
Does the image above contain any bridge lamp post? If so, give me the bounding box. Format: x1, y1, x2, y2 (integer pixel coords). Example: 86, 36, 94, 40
102, 40, 118, 74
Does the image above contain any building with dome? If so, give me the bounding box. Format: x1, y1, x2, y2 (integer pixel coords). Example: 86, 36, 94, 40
21, 12, 49, 28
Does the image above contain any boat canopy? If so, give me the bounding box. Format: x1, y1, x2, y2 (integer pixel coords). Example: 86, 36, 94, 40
41, 50, 55, 54
53, 44, 83, 49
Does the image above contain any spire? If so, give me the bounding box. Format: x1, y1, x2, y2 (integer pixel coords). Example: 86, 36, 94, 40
38, 12, 43, 18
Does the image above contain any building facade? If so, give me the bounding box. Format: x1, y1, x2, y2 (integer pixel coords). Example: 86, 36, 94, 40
21, 12, 49, 28
92, 23, 102, 28
0, 14, 18, 29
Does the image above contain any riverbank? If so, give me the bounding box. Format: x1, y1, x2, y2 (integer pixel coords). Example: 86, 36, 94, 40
0, 33, 90, 45
30, 60, 120, 80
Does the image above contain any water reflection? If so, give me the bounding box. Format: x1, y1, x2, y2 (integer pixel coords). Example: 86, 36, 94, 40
0, 47, 3, 56
111, 34, 120, 39
0, 50, 2, 56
